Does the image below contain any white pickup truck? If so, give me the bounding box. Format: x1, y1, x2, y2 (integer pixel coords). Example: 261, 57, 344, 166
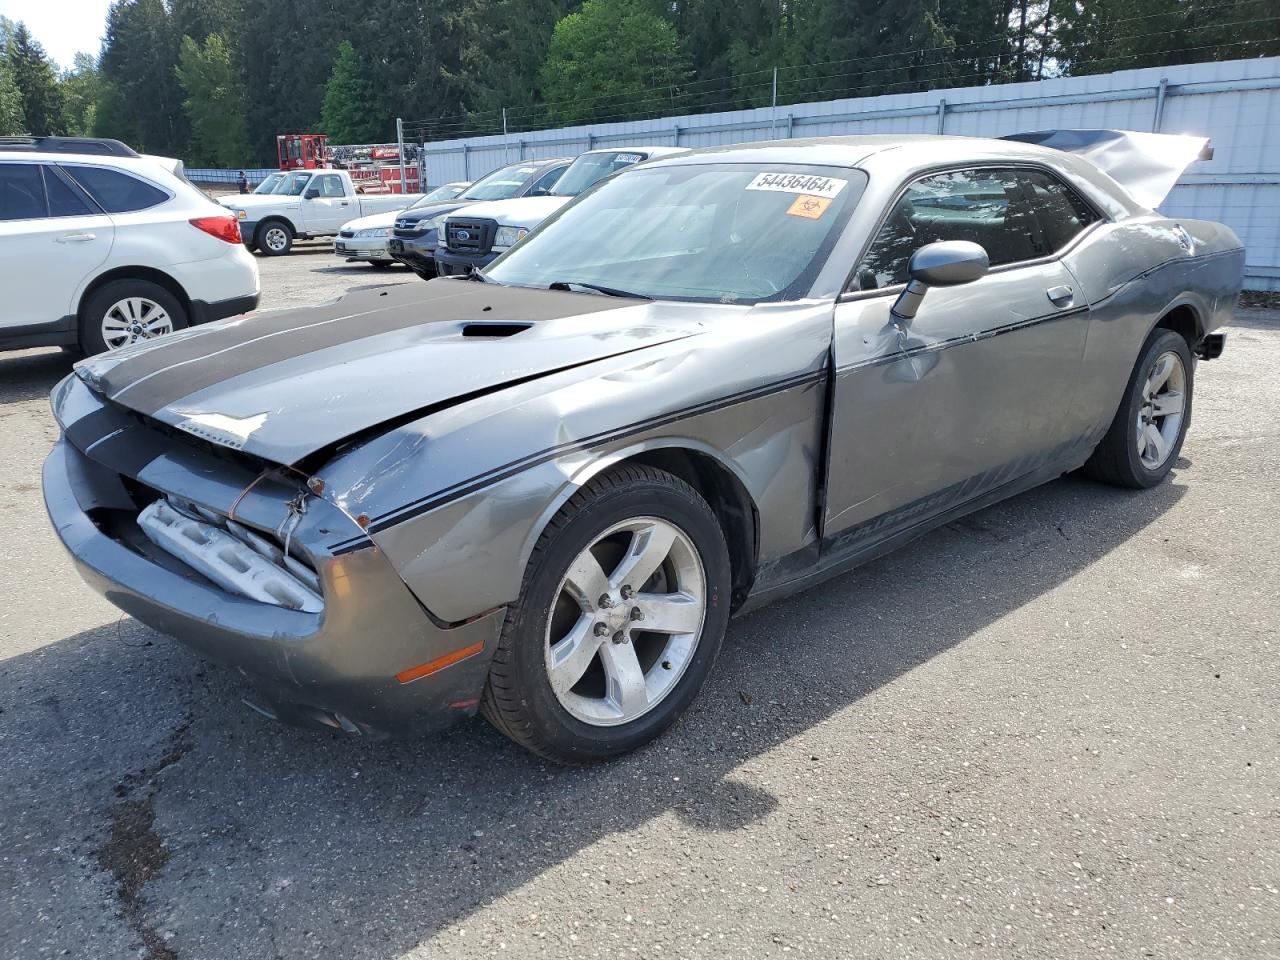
219, 169, 421, 255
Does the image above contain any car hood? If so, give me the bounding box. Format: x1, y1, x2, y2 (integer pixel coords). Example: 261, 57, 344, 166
220, 194, 298, 212
453, 195, 571, 229
342, 210, 398, 231
394, 198, 481, 224
73, 281, 706, 465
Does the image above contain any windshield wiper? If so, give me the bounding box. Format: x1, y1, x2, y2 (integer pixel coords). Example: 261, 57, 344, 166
548, 280, 651, 300
466, 266, 494, 283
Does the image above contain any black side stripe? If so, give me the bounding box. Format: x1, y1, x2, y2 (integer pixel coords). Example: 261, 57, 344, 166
328, 369, 825, 552
835, 304, 1090, 376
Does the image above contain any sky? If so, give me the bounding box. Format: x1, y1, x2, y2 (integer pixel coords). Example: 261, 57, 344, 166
1, 0, 113, 71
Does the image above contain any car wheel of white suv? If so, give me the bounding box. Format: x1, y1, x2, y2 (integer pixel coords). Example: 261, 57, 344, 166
80, 279, 188, 355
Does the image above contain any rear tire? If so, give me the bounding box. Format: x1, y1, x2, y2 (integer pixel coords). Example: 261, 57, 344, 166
79, 279, 188, 356
481, 465, 731, 764
1082, 328, 1193, 488
255, 220, 293, 256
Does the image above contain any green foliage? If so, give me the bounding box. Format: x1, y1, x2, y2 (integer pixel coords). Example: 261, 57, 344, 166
5, 0, 1275, 165
540, 0, 687, 124
5, 22, 66, 135
0, 55, 24, 135
320, 40, 392, 144
98, 0, 187, 154
61, 53, 102, 137
175, 33, 249, 166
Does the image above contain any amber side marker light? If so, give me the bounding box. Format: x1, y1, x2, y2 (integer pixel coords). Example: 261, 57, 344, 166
396, 641, 485, 684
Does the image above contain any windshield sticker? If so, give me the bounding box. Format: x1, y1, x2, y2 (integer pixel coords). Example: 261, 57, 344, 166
786, 195, 833, 219
747, 172, 847, 197
615, 153, 644, 163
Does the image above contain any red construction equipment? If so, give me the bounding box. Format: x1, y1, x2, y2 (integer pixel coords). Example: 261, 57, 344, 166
276, 134, 329, 170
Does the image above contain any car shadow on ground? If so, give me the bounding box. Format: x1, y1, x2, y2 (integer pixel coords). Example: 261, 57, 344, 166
2, 469, 1187, 958
0, 347, 75, 404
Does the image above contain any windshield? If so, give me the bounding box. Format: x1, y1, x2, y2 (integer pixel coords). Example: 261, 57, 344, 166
414, 183, 465, 204
253, 173, 285, 194
460, 163, 542, 201
486, 163, 864, 304
552, 151, 649, 197
279, 172, 313, 196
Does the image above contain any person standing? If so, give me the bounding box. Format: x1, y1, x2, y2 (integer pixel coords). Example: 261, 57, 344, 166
237, 170, 248, 194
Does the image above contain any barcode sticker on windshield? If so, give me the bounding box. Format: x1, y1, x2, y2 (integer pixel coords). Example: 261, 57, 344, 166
615, 153, 644, 163
746, 173, 847, 197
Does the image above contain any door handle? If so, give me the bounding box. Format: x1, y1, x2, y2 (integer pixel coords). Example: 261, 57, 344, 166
56, 232, 96, 243
339, 201, 349, 206
1046, 285, 1074, 307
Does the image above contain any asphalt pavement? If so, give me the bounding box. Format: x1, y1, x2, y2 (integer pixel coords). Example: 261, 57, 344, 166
1, 250, 1277, 960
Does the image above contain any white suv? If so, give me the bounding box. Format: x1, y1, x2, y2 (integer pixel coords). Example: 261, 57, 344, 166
0, 137, 260, 355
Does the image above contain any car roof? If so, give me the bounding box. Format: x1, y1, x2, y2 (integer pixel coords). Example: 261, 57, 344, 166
580, 145, 687, 158
642, 134, 1141, 217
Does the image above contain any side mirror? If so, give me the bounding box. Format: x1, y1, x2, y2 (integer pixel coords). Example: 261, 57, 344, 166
890, 241, 989, 323
303, 187, 320, 199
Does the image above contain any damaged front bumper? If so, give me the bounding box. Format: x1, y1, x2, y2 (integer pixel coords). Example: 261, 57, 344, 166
43, 376, 503, 738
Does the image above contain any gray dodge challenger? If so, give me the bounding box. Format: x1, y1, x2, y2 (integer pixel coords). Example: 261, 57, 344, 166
44, 131, 1242, 762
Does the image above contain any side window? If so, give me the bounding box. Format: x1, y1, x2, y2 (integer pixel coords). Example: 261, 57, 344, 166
42, 166, 96, 217
0, 163, 47, 221
1017, 169, 1098, 253
853, 168, 1045, 290
63, 165, 168, 213
528, 165, 565, 195
315, 174, 345, 198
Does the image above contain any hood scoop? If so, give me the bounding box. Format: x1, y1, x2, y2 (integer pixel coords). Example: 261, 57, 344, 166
460, 320, 532, 338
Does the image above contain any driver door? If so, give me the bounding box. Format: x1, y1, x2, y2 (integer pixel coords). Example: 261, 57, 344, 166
822, 166, 1096, 554
305, 173, 353, 232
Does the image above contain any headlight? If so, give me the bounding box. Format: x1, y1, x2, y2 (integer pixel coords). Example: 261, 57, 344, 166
356, 227, 389, 238
424, 215, 448, 235
493, 225, 529, 251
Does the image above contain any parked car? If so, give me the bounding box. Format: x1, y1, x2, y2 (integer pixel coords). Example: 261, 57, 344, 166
252, 172, 285, 194
388, 158, 571, 278
219, 168, 423, 255
44, 131, 1239, 763
436, 147, 687, 277
0, 136, 259, 355
334, 182, 470, 267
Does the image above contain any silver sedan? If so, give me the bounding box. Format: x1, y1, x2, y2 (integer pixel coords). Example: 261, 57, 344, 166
44, 131, 1242, 762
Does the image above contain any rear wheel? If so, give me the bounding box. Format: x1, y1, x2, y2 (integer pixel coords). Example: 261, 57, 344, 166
481, 465, 731, 763
79, 279, 188, 355
1083, 328, 1193, 488
256, 220, 293, 256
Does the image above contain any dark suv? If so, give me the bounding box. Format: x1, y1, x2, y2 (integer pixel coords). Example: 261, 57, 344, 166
387, 157, 570, 279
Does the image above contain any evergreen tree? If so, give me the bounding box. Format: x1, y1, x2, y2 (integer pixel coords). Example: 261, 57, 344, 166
540, 0, 688, 125
0, 54, 24, 135
175, 33, 249, 165
320, 40, 391, 143
98, 0, 186, 154
5, 22, 66, 135
61, 53, 102, 136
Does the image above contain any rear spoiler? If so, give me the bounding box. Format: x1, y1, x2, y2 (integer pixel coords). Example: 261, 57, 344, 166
1001, 129, 1211, 209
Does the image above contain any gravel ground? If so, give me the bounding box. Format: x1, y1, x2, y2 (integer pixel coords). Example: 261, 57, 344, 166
1, 252, 1277, 960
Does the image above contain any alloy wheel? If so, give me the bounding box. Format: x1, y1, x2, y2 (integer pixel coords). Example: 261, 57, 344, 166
544, 517, 707, 727
101, 297, 173, 350
1135, 349, 1187, 470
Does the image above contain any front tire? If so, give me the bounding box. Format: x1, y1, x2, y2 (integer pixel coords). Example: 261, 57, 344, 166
1083, 328, 1194, 488
481, 465, 731, 763
79, 279, 188, 355
255, 220, 293, 256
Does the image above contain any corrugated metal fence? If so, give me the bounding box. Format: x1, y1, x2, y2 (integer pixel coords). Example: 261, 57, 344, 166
420, 56, 1280, 291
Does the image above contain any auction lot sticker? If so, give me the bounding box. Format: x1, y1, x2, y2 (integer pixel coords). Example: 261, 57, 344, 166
746, 172, 847, 197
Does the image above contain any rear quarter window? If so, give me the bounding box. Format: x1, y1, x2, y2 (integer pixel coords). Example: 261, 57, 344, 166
63, 165, 169, 213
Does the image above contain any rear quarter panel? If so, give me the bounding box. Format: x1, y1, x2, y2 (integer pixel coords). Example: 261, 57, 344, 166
1061, 214, 1243, 437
